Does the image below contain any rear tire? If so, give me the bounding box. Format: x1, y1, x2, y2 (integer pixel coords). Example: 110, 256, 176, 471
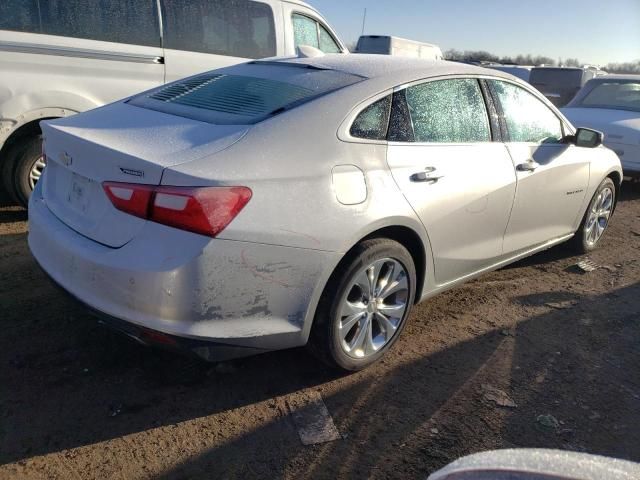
12, 135, 44, 207
570, 177, 616, 254
308, 238, 416, 371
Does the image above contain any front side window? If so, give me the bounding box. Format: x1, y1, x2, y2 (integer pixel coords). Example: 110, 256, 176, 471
581, 82, 640, 112
350, 96, 392, 140
0, 0, 160, 47
403, 79, 491, 143
490, 80, 564, 143
162, 0, 276, 58
293, 14, 341, 53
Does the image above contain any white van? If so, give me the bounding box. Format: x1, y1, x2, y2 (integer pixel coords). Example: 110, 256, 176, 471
355, 35, 443, 61
0, 0, 345, 205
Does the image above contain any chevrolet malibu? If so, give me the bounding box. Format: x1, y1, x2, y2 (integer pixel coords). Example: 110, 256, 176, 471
29, 55, 622, 371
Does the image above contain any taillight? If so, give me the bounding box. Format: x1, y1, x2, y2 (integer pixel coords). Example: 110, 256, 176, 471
103, 183, 154, 218
102, 182, 252, 237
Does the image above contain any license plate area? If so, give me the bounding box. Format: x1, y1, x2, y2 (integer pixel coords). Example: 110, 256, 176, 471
67, 172, 93, 213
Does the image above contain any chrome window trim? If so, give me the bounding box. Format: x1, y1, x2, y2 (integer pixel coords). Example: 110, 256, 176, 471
0, 40, 164, 64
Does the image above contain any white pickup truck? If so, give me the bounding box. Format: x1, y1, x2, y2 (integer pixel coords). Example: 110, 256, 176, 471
0, 0, 345, 206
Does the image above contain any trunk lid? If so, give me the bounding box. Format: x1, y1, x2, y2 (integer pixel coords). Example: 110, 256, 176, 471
41, 102, 248, 248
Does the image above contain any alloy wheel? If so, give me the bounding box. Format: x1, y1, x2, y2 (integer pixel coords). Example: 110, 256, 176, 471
338, 258, 409, 359
584, 186, 614, 247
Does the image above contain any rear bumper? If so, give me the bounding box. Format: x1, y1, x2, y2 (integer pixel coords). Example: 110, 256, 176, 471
40, 267, 265, 361
28, 181, 341, 354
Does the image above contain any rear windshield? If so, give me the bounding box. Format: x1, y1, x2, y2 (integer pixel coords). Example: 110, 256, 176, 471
129, 62, 364, 124
530, 69, 583, 87
580, 81, 640, 112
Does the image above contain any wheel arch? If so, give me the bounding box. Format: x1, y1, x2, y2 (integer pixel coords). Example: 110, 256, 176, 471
606, 170, 622, 213
0, 89, 99, 161
360, 225, 428, 304
0, 107, 81, 165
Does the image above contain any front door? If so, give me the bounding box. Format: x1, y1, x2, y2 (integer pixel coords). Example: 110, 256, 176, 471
488, 80, 592, 254
386, 78, 517, 285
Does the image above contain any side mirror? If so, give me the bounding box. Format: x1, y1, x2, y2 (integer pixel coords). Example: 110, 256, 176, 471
573, 128, 604, 148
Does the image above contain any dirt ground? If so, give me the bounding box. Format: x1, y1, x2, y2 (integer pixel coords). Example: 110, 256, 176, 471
1, 184, 639, 480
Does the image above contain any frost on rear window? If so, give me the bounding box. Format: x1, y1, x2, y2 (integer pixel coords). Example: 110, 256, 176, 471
350, 96, 392, 140
130, 63, 364, 124
149, 74, 314, 116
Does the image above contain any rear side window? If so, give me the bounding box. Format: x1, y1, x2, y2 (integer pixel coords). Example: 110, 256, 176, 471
162, 0, 276, 58
403, 79, 491, 143
490, 80, 564, 143
350, 96, 392, 140
292, 14, 341, 53
0, 0, 160, 47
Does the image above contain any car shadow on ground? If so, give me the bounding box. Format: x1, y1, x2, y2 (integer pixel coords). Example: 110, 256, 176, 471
153, 282, 640, 479
0, 277, 503, 467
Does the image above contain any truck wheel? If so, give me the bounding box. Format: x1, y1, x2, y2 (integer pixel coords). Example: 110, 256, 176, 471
12, 135, 45, 207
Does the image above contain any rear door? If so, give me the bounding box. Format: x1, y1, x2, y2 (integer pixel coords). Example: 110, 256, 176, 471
161, 0, 283, 82
488, 79, 592, 254
386, 78, 517, 285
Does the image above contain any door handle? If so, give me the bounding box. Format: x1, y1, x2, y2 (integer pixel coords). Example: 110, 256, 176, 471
411, 167, 444, 183
516, 160, 540, 172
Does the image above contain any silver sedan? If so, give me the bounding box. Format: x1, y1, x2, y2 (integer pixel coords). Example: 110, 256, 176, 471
29, 55, 622, 370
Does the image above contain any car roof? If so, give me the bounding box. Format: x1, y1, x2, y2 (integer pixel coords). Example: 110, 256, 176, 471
261, 54, 514, 84
284, 0, 321, 13
588, 74, 640, 82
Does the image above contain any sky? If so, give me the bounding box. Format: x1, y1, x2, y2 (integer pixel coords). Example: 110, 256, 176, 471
310, 0, 640, 65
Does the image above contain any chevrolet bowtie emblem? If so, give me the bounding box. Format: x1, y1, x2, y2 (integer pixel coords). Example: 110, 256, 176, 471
59, 151, 73, 167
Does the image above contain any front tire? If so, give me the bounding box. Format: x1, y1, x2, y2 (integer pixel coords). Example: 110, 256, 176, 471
308, 238, 416, 371
571, 177, 616, 253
